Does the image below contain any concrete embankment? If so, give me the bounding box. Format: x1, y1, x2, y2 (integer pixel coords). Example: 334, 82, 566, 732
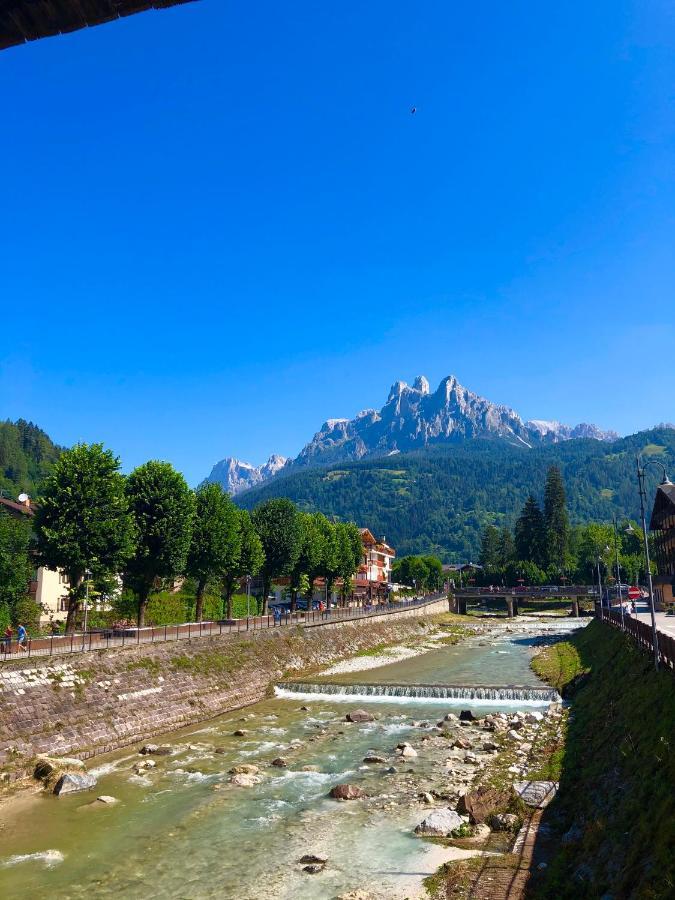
0, 599, 449, 784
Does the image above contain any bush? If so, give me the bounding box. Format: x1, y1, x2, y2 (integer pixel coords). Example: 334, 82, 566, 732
12, 597, 42, 634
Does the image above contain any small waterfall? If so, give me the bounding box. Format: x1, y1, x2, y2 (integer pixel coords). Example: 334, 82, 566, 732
275, 681, 560, 704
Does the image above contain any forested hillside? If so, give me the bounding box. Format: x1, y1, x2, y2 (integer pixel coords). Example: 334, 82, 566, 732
0, 419, 62, 498
236, 428, 675, 561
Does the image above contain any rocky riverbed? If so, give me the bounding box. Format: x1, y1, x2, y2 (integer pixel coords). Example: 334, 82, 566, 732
0, 618, 577, 899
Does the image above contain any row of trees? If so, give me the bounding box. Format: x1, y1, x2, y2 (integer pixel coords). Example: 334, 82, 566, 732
3, 443, 366, 633
478, 465, 650, 586
392, 554, 443, 592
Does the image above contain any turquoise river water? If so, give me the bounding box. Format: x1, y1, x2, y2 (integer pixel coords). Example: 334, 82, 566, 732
0, 619, 583, 899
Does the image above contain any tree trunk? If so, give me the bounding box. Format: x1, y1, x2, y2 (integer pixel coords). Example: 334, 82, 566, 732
195, 579, 206, 623
64, 574, 83, 634
138, 587, 150, 627
290, 587, 297, 613
261, 576, 271, 615
226, 585, 234, 620
65, 596, 78, 634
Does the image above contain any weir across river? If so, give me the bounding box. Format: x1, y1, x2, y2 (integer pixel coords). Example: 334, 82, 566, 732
276, 680, 561, 703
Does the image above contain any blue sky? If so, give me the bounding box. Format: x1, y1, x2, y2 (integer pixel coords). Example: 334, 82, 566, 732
2, 1, 674, 484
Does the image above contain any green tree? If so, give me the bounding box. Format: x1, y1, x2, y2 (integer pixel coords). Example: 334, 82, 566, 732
289, 512, 326, 612
221, 509, 264, 618
0, 514, 32, 623
515, 494, 546, 567
251, 498, 302, 614
478, 525, 501, 571
498, 527, 515, 569
320, 519, 341, 605
422, 555, 444, 590
186, 483, 240, 622
125, 461, 196, 626
34, 443, 135, 633
544, 465, 570, 570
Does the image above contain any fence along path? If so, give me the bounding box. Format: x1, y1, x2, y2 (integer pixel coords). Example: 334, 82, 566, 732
599, 607, 675, 670
0, 595, 446, 663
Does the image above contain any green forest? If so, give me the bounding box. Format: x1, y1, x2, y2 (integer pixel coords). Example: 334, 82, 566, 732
0, 419, 62, 497
237, 427, 675, 561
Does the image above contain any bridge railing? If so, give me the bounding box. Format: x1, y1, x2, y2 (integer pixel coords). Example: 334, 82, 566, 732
453, 585, 597, 597
598, 606, 675, 670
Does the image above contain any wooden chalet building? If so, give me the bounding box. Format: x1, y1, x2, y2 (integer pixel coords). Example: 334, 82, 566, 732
650, 482, 675, 611
354, 528, 395, 601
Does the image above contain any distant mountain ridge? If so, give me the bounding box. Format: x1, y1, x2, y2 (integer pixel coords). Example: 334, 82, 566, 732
204, 374, 618, 494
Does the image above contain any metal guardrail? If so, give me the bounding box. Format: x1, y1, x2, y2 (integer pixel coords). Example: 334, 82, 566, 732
454, 585, 597, 597
598, 606, 675, 671
0, 595, 446, 663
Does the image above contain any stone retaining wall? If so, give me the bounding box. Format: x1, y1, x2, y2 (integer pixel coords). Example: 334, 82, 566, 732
0, 600, 448, 782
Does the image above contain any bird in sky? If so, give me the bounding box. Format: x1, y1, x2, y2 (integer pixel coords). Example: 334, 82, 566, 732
410, 106, 417, 115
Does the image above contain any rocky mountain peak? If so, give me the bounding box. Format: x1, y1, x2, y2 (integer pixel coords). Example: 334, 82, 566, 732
205, 374, 618, 493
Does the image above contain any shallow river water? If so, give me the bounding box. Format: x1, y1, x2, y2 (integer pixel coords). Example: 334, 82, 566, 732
0, 619, 583, 899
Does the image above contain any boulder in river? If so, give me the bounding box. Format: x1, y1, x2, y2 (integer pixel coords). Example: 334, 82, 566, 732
300, 765, 321, 772
233, 729, 248, 737
345, 709, 374, 723
229, 764, 260, 775
452, 737, 471, 750
363, 755, 387, 764
299, 854, 327, 864
270, 758, 288, 768
414, 808, 464, 836
396, 743, 418, 758
303, 864, 324, 874
329, 784, 366, 801
34, 756, 85, 781
54, 773, 97, 796
96, 795, 118, 804
489, 812, 520, 832
459, 710, 475, 721
457, 787, 511, 824
230, 773, 262, 787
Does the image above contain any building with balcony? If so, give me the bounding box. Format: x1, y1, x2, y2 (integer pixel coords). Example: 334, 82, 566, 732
354, 528, 395, 600
649, 482, 675, 611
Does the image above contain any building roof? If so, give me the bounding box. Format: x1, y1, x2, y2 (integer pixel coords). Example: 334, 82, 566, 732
0, 495, 34, 517
0, 0, 197, 51
649, 482, 675, 531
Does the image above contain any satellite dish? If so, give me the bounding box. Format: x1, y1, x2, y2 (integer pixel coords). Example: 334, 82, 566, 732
18, 493, 29, 503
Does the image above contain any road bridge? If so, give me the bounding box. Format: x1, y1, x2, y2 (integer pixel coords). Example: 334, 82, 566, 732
450, 586, 598, 618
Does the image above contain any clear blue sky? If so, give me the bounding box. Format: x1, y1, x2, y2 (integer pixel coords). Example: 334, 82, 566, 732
2, 1, 674, 484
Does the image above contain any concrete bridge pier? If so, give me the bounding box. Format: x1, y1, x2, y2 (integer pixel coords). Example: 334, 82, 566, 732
450, 595, 467, 615
572, 598, 581, 618
506, 597, 515, 618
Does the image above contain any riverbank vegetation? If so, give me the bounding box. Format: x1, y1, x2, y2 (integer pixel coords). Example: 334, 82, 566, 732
528, 620, 675, 899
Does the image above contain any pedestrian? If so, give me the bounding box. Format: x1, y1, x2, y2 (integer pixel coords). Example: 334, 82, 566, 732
16, 622, 27, 651
631, 600, 637, 616
2, 625, 12, 653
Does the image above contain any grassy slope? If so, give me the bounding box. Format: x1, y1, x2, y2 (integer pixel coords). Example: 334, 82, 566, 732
530, 621, 675, 899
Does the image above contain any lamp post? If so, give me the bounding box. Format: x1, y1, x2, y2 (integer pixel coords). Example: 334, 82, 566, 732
246, 574, 251, 618
83, 568, 92, 634
635, 454, 672, 672
612, 516, 625, 626
596, 555, 603, 612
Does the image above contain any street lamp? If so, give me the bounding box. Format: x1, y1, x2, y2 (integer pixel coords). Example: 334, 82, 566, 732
612, 516, 625, 626
83, 568, 92, 635
246, 574, 251, 618
635, 454, 672, 671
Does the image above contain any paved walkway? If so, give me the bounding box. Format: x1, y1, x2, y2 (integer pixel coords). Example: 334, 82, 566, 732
0, 595, 447, 663
631, 602, 675, 639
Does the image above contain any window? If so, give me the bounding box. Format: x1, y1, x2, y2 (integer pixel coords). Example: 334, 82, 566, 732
59, 598, 69, 612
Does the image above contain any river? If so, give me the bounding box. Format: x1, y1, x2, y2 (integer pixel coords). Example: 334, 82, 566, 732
0, 619, 584, 899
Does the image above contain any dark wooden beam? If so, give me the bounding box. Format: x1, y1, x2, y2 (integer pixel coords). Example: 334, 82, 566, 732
0, 0, 198, 50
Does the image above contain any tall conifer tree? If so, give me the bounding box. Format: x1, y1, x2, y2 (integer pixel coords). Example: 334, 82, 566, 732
543, 465, 569, 570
